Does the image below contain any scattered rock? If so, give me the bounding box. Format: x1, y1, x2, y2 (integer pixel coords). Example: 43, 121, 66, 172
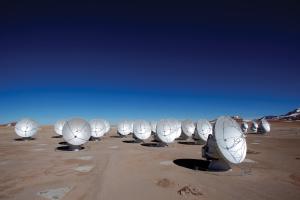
289, 173, 300, 186
177, 185, 203, 196
37, 187, 72, 200
74, 165, 94, 173
156, 178, 174, 188
240, 167, 253, 176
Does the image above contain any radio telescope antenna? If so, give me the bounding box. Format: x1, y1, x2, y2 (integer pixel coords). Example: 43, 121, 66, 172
171, 119, 182, 139
156, 119, 178, 146
62, 118, 91, 151
258, 118, 270, 133
250, 121, 258, 133
241, 121, 249, 133
15, 118, 39, 140
181, 120, 195, 139
202, 116, 247, 171
103, 120, 110, 135
117, 120, 132, 137
54, 120, 66, 137
89, 119, 107, 141
195, 119, 212, 142
133, 120, 152, 142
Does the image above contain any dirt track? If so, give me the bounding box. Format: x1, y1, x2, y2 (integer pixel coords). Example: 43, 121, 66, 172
0, 121, 300, 200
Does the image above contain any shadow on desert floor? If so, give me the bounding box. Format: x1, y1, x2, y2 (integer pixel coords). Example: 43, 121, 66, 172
173, 159, 210, 171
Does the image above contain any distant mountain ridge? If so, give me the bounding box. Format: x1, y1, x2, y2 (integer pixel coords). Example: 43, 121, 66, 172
264, 108, 300, 120
0, 122, 16, 127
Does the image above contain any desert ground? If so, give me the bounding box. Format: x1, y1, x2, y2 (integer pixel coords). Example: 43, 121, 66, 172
0, 121, 299, 200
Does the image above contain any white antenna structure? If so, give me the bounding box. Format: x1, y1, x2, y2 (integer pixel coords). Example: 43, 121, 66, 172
62, 118, 91, 148
15, 118, 39, 139
202, 116, 247, 171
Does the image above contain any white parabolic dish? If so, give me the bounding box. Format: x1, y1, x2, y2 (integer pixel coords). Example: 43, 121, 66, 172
15, 118, 39, 138
133, 120, 151, 140
242, 122, 248, 129
182, 120, 195, 137
89, 119, 107, 138
252, 121, 258, 128
260, 118, 270, 133
214, 116, 247, 164
54, 120, 66, 136
117, 120, 132, 136
196, 119, 212, 142
103, 120, 110, 134
156, 119, 177, 144
174, 120, 182, 138
62, 118, 91, 146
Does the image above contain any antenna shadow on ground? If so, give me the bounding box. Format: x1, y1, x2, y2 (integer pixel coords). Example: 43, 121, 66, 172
173, 159, 210, 171
52, 135, 62, 138
56, 146, 85, 151
122, 140, 137, 143
177, 141, 199, 145
58, 141, 68, 145
110, 135, 123, 138
14, 138, 36, 141
141, 142, 165, 147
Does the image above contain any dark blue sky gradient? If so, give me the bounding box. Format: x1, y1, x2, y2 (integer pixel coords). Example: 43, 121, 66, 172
0, 1, 299, 124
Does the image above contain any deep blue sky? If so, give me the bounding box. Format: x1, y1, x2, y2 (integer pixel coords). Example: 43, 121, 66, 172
0, 1, 299, 124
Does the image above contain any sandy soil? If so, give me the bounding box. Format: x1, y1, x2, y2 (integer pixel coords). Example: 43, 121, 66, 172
0, 121, 300, 200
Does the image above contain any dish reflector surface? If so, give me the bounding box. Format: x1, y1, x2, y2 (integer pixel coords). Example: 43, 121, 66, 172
181, 120, 195, 137
251, 121, 258, 132
103, 120, 110, 134
54, 120, 66, 136
117, 120, 132, 136
15, 118, 39, 138
196, 119, 212, 142
156, 119, 177, 144
133, 120, 151, 140
62, 118, 91, 146
168, 119, 181, 138
242, 122, 248, 129
214, 116, 247, 164
241, 121, 248, 133
89, 119, 107, 138
260, 118, 270, 133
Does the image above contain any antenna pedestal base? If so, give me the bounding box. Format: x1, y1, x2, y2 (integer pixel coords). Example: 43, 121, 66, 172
69, 145, 84, 151
90, 137, 101, 141
208, 159, 231, 171
15, 137, 35, 141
